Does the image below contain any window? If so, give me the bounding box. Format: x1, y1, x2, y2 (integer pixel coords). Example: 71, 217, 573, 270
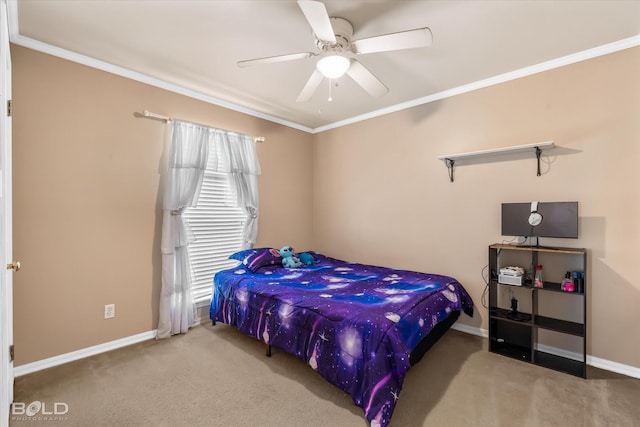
183, 148, 248, 305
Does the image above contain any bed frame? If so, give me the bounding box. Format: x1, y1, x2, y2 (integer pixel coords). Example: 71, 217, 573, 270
212, 308, 460, 363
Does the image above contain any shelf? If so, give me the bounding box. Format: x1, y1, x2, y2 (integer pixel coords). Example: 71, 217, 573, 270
490, 341, 532, 363
437, 141, 555, 161
492, 280, 584, 296
489, 244, 586, 255
493, 278, 533, 289
535, 315, 585, 336
437, 141, 554, 182
489, 308, 532, 324
488, 243, 587, 378
535, 281, 563, 292
535, 281, 585, 295
535, 351, 585, 378
491, 348, 585, 378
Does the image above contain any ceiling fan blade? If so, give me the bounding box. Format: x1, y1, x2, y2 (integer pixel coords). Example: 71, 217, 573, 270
297, 0, 336, 43
346, 60, 388, 98
296, 69, 324, 103
353, 27, 433, 54
238, 52, 314, 68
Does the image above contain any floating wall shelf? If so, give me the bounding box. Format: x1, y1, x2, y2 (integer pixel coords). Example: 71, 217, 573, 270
437, 141, 555, 182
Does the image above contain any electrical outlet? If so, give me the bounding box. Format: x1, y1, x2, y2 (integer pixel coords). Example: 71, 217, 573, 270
104, 304, 115, 319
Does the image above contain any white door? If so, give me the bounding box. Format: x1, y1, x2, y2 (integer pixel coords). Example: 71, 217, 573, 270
0, 1, 13, 426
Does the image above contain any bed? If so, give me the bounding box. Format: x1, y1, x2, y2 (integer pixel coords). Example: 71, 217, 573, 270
210, 249, 474, 427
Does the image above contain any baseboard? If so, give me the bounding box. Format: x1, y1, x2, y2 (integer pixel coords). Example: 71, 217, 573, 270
451, 322, 640, 379
13, 322, 640, 380
587, 355, 640, 379
195, 303, 211, 326
535, 343, 582, 362
451, 321, 488, 338
13, 330, 157, 377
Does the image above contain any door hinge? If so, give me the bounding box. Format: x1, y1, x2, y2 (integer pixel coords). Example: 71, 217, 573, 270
7, 99, 11, 117
9, 345, 14, 363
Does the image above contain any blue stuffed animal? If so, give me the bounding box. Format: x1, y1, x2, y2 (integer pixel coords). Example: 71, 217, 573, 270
279, 246, 302, 268
298, 252, 315, 266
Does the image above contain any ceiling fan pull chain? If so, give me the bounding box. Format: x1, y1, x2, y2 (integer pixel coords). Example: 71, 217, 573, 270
328, 79, 333, 102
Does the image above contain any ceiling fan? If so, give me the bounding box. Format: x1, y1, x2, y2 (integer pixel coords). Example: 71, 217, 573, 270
238, 0, 433, 102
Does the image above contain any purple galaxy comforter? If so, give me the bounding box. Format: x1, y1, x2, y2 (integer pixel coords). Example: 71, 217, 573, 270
210, 252, 474, 427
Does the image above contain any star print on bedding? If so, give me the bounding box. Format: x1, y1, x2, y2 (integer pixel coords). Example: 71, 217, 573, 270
210, 252, 474, 427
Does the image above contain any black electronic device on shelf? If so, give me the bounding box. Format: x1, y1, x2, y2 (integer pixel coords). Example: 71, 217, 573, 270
501, 201, 578, 239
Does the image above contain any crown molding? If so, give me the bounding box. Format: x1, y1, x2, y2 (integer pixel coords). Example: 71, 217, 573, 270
313, 35, 640, 133
6, 0, 640, 135
8, 36, 314, 134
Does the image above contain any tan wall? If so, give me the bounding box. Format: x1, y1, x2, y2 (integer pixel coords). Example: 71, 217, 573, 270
11, 43, 640, 370
11, 45, 314, 365
312, 47, 640, 368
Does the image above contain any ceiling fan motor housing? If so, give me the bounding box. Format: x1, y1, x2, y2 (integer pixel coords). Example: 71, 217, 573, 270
316, 17, 354, 52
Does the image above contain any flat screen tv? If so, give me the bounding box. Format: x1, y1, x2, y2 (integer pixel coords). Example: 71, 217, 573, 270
501, 201, 578, 239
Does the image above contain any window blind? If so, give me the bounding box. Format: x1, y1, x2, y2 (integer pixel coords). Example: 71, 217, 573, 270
183, 170, 247, 304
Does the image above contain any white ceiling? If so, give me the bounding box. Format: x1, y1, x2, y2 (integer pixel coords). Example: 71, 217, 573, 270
9, 0, 640, 132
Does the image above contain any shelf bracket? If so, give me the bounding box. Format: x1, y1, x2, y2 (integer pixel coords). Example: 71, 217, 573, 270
445, 158, 455, 182
535, 146, 542, 176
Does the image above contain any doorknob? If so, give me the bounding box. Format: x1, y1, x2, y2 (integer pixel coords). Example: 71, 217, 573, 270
7, 261, 21, 272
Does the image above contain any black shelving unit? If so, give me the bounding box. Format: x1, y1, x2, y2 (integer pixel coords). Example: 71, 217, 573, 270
488, 244, 587, 378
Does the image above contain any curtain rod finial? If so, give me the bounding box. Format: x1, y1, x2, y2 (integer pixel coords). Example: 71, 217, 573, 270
135, 110, 170, 122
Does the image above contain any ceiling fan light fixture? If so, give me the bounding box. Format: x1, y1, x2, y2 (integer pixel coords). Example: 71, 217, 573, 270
316, 55, 350, 79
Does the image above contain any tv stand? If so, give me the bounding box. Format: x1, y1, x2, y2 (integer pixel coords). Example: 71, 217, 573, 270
488, 243, 587, 378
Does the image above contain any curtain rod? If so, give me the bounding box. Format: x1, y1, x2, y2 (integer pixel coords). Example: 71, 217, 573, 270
133, 110, 265, 143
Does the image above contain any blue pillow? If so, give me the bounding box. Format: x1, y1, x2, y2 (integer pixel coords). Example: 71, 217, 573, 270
229, 248, 282, 272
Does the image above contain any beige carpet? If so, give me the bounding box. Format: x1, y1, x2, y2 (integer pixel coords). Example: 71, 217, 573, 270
10, 324, 640, 426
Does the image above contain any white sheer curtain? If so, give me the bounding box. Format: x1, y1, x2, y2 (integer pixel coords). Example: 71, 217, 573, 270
157, 121, 261, 339
209, 130, 261, 249
157, 121, 209, 339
